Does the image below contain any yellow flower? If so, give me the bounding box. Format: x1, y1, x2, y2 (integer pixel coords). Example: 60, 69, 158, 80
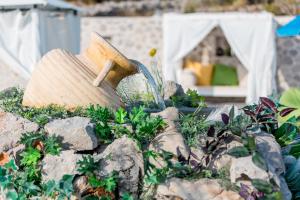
149, 48, 157, 57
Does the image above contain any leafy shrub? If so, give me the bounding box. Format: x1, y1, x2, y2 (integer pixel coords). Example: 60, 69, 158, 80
171, 89, 206, 108
284, 156, 300, 200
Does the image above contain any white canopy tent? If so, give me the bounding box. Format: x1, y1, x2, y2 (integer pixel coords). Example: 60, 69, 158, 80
163, 12, 277, 103
0, 0, 80, 81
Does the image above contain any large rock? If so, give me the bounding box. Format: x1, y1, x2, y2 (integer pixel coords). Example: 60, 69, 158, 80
230, 156, 269, 184
149, 107, 190, 168
94, 136, 144, 198
0, 112, 39, 152
42, 150, 82, 182
208, 139, 243, 171
45, 117, 98, 151
279, 175, 292, 200
163, 81, 184, 100
155, 178, 242, 200
206, 105, 240, 123
255, 132, 285, 176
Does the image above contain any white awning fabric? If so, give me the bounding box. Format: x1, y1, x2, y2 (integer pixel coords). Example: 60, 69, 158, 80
0, 9, 80, 79
0, 0, 80, 11
163, 12, 277, 103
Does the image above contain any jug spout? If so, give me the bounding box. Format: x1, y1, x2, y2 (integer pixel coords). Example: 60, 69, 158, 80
84, 32, 138, 89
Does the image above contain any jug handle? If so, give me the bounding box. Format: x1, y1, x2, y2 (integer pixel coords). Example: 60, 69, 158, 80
93, 59, 114, 87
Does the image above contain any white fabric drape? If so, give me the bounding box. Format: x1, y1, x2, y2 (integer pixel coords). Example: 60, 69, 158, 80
0, 10, 40, 79
39, 11, 80, 55
163, 13, 277, 103
0, 9, 80, 80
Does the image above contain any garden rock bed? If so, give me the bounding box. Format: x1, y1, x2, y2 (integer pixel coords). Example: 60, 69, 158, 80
0, 87, 297, 200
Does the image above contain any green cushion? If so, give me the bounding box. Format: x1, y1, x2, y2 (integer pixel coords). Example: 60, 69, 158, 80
211, 64, 239, 86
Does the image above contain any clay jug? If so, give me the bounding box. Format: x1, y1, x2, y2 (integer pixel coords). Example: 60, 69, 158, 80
22, 32, 138, 110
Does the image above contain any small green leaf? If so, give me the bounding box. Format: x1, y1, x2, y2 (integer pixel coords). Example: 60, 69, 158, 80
252, 152, 268, 171
43, 180, 57, 196
20, 147, 41, 167
229, 106, 235, 121
44, 135, 62, 156
245, 136, 256, 152
6, 190, 18, 200
4, 159, 18, 171
115, 108, 127, 124
227, 146, 250, 158
103, 175, 117, 192
252, 179, 273, 194
122, 193, 134, 200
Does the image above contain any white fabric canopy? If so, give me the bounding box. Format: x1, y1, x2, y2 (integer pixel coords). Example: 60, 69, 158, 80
163, 12, 277, 103
0, 0, 80, 11
0, 9, 80, 79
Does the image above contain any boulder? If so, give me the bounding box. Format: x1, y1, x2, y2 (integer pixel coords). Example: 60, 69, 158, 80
73, 175, 91, 198
155, 178, 242, 200
149, 107, 190, 168
163, 81, 184, 100
94, 136, 144, 198
44, 117, 98, 151
279, 175, 292, 200
230, 156, 269, 184
255, 132, 285, 176
42, 150, 82, 182
0, 112, 39, 152
208, 139, 243, 171
206, 105, 240, 123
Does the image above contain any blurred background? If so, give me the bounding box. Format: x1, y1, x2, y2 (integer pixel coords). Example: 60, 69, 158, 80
1, 0, 300, 106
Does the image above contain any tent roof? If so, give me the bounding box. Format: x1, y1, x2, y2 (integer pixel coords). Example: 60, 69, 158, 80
277, 16, 300, 37
164, 12, 273, 20
0, 0, 79, 11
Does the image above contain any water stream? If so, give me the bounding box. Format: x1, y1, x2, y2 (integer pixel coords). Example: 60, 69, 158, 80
130, 59, 166, 110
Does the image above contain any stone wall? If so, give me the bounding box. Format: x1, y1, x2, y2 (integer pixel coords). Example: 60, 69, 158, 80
276, 16, 300, 93
81, 16, 300, 95
81, 17, 163, 69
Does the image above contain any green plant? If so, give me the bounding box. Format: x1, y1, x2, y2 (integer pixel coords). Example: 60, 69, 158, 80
0, 87, 85, 126
20, 131, 62, 156
20, 147, 41, 167
86, 105, 114, 143
77, 155, 99, 175
278, 88, 300, 124
179, 111, 209, 147
88, 173, 117, 192
115, 108, 127, 124
121, 192, 134, 200
171, 89, 206, 108
42, 174, 75, 200
44, 135, 62, 156
128, 106, 166, 148
284, 156, 300, 200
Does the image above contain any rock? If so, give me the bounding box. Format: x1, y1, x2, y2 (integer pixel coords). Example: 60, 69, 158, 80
255, 132, 285, 176
206, 105, 240, 123
155, 178, 242, 200
73, 175, 91, 198
279, 175, 292, 200
149, 107, 190, 168
209, 139, 243, 171
42, 150, 82, 183
151, 107, 179, 129
163, 81, 184, 100
44, 117, 98, 151
0, 112, 39, 152
230, 156, 269, 184
94, 136, 144, 198
6, 144, 25, 166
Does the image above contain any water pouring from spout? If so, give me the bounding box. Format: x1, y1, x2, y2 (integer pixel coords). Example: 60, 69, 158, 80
130, 59, 166, 110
